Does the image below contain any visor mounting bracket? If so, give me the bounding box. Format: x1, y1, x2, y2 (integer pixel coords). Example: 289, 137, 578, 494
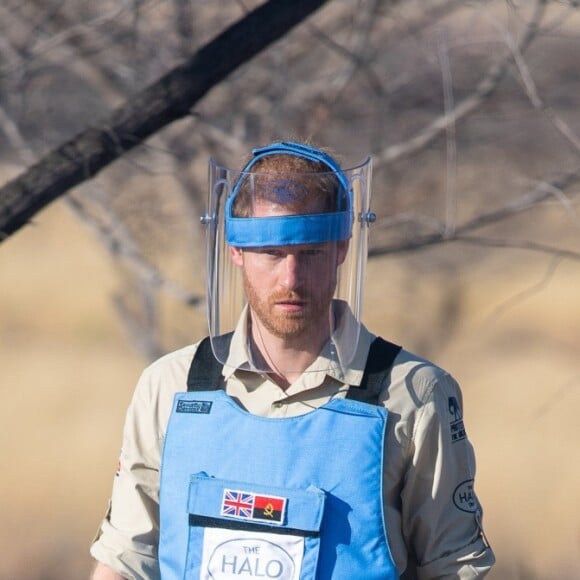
359, 211, 377, 224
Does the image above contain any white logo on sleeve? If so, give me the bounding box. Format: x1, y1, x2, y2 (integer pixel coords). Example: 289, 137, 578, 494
200, 528, 304, 579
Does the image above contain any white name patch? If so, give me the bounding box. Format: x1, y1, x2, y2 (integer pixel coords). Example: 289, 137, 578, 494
200, 528, 304, 579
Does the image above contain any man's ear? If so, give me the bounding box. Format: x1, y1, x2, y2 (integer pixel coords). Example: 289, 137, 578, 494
230, 245, 244, 266
337, 239, 349, 265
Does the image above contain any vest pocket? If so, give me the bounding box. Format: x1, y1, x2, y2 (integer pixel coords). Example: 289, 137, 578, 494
183, 472, 325, 579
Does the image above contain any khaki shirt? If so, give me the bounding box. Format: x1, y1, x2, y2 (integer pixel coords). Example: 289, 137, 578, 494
91, 319, 494, 579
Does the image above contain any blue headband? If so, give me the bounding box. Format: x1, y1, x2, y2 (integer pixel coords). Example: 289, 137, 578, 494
225, 142, 352, 247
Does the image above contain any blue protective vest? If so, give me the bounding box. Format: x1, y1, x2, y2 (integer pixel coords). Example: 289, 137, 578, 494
159, 338, 400, 580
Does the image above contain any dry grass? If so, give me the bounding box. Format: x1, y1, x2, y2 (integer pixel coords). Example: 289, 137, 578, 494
1, 198, 579, 579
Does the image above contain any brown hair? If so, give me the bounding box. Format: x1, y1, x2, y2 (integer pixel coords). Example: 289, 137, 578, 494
231, 153, 342, 218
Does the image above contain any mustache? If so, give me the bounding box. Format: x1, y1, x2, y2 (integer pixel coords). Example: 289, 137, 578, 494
270, 291, 305, 302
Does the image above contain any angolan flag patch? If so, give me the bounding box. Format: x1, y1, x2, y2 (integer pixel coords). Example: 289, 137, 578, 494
221, 489, 286, 525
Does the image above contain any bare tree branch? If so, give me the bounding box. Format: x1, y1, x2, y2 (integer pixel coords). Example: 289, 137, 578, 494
0, 0, 204, 357
113, 287, 164, 361
0, 4, 128, 77
0, 102, 36, 166
504, 18, 580, 157
436, 28, 457, 238
173, 0, 195, 59
0, 0, 330, 241
373, 0, 547, 168
455, 235, 580, 262
533, 373, 580, 420
66, 187, 203, 307
485, 254, 564, 324
458, 170, 580, 233
369, 166, 580, 257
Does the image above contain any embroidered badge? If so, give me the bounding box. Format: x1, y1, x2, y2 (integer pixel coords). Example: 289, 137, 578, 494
176, 399, 212, 414
453, 479, 479, 513
221, 489, 286, 525
252, 494, 286, 524
448, 396, 466, 443
221, 490, 255, 519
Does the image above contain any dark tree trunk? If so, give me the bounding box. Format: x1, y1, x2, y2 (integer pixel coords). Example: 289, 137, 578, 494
0, 0, 328, 241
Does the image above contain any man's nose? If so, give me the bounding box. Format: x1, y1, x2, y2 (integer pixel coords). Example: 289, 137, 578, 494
280, 254, 302, 289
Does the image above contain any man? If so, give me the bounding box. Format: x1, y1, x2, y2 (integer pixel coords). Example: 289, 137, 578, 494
91, 141, 495, 579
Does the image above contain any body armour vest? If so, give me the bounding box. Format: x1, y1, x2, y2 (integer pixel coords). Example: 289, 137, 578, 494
159, 338, 401, 580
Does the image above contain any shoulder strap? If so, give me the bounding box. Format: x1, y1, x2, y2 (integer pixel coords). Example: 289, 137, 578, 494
186, 333, 401, 402
345, 337, 402, 406
187, 333, 232, 392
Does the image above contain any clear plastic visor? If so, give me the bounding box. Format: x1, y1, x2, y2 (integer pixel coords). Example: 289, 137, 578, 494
204, 156, 373, 376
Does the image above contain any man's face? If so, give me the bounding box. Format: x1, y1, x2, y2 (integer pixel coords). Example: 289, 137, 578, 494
230, 199, 348, 341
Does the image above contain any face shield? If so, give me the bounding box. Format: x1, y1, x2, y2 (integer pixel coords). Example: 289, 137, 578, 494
203, 142, 373, 375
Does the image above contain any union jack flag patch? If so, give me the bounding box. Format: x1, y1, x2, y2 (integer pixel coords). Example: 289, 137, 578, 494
221, 489, 255, 520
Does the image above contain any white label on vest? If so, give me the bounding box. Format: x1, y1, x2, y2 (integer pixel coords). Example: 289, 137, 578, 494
200, 527, 304, 579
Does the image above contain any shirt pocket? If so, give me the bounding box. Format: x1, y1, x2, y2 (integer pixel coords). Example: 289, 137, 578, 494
183, 472, 325, 580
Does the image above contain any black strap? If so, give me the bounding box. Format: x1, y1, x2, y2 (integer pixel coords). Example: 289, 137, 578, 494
187, 333, 401, 404
345, 337, 401, 405
187, 333, 232, 391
